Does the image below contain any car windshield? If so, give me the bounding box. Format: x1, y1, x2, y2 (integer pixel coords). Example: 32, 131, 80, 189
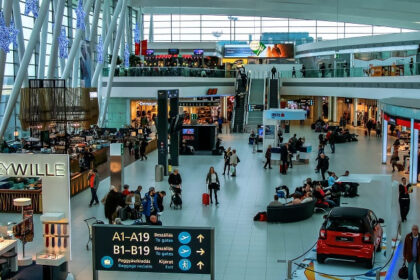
326, 218, 364, 233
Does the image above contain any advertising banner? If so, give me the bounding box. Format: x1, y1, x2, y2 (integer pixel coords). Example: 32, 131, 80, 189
224, 43, 294, 58
92, 225, 214, 279
80, 40, 92, 88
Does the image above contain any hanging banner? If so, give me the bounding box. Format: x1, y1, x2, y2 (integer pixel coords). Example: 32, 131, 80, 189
80, 40, 92, 88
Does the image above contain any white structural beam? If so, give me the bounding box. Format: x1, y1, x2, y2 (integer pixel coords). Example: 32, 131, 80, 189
12, 0, 29, 86
36, 2, 49, 79
0, 0, 50, 138
47, 0, 66, 79
61, 0, 94, 80
99, 0, 128, 127
89, 0, 102, 77
91, 0, 124, 87
0, 0, 13, 99
72, 48, 80, 88
382, 119, 388, 164
353, 98, 358, 126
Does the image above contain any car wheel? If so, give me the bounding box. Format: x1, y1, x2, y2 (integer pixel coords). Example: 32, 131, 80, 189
317, 254, 326, 264
365, 251, 375, 269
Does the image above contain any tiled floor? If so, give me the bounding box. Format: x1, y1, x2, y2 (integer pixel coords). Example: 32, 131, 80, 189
1, 125, 418, 280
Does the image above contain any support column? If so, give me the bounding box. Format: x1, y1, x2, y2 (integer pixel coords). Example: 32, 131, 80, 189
382, 119, 388, 164
98, 0, 128, 126
411, 128, 419, 183
327, 96, 332, 121
332, 97, 338, 123
89, 0, 102, 76
12, 0, 29, 86
72, 48, 80, 88
91, 0, 124, 87
409, 119, 416, 184
61, 0, 95, 80
353, 98, 358, 126
47, 0, 66, 79
0, 0, 13, 100
0, 0, 50, 138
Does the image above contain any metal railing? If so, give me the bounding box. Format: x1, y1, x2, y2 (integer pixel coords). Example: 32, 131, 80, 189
102, 66, 237, 78
279, 62, 420, 78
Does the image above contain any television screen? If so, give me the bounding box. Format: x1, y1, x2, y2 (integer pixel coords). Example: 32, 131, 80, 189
168, 48, 179, 55
194, 49, 204, 55
146, 49, 154, 55
182, 128, 195, 135
258, 128, 264, 137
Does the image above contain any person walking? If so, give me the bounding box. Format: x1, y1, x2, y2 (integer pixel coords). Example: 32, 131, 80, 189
271, 66, 277, 79
168, 169, 182, 190
317, 153, 329, 180
88, 169, 99, 207
230, 149, 239, 176
206, 167, 220, 205
329, 131, 336, 154
223, 147, 232, 175
409, 58, 414, 75
376, 121, 382, 138
140, 139, 148, 160
134, 141, 140, 160
280, 144, 288, 174
399, 177, 412, 222
366, 119, 373, 137
300, 65, 306, 78
264, 145, 272, 169
291, 67, 296, 78
403, 224, 420, 280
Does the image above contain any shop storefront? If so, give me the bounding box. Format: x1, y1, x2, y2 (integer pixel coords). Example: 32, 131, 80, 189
130, 100, 158, 128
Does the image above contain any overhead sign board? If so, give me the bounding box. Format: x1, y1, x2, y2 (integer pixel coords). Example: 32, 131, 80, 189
224, 43, 294, 58
92, 225, 214, 279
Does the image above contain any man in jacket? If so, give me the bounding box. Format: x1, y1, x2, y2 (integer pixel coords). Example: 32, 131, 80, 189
264, 145, 272, 169
229, 150, 239, 176
142, 187, 160, 221
329, 132, 336, 153
317, 153, 329, 180
280, 144, 289, 174
88, 169, 99, 207
399, 177, 412, 222
271, 66, 277, 79
403, 224, 420, 280
104, 185, 125, 224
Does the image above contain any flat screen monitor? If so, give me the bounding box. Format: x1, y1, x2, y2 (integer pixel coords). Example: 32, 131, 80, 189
146, 49, 154, 55
182, 128, 195, 135
168, 48, 179, 55
194, 49, 204, 55
258, 128, 264, 137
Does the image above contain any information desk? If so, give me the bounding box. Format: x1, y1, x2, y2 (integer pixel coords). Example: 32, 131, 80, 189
92, 225, 214, 279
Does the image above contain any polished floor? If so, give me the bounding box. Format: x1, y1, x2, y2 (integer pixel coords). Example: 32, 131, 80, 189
1, 125, 418, 280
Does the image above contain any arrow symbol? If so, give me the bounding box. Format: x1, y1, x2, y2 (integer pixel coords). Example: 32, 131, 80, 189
197, 234, 204, 243
196, 248, 205, 256
197, 261, 204, 270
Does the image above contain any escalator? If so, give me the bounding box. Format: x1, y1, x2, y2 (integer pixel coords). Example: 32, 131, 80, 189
268, 78, 279, 108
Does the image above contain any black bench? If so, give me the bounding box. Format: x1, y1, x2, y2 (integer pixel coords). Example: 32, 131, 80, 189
267, 199, 316, 223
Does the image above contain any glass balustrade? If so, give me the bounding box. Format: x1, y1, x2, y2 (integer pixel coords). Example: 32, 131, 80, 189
102, 67, 237, 78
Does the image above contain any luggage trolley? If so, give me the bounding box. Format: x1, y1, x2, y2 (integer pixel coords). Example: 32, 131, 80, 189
84, 217, 104, 250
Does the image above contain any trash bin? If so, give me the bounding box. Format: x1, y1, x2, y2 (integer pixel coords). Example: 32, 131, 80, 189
155, 164, 164, 182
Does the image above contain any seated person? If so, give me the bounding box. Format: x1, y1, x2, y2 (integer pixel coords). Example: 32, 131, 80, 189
327, 172, 338, 187
122, 184, 131, 196
147, 214, 162, 226
268, 195, 282, 206
275, 185, 290, 198
314, 185, 336, 208
301, 192, 313, 203
289, 194, 302, 205
296, 137, 305, 150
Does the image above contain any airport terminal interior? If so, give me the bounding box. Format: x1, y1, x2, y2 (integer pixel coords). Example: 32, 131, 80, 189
1, 0, 420, 279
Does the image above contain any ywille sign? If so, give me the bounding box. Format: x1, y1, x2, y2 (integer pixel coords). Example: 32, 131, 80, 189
0, 162, 66, 177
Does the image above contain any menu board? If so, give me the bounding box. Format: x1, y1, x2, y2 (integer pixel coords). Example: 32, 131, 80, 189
92, 225, 214, 277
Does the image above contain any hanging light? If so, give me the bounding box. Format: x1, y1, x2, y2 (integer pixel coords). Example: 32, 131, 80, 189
13, 130, 19, 137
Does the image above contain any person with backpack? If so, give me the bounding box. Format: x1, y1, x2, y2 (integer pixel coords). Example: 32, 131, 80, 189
223, 147, 232, 175
142, 187, 160, 221
229, 149, 239, 176
206, 167, 220, 205
88, 169, 99, 207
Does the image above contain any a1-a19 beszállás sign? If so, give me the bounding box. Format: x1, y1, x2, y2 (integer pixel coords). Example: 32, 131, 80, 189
92, 225, 214, 276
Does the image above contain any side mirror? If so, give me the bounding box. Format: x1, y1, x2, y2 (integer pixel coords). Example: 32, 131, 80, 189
378, 218, 384, 224
323, 215, 328, 219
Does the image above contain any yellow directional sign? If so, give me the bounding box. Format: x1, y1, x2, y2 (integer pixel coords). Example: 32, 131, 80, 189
197, 234, 205, 243
196, 248, 205, 256
197, 261, 204, 270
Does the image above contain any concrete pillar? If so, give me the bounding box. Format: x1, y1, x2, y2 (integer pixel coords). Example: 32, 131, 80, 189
332, 97, 338, 123
328, 97, 332, 121
353, 98, 358, 126
382, 119, 388, 164
409, 119, 417, 184
411, 128, 419, 183
313, 96, 322, 120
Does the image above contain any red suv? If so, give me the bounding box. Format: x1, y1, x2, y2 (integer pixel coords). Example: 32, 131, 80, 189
317, 207, 384, 268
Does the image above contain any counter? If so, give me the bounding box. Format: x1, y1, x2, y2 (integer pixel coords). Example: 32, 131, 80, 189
70, 147, 108, 173
0, 239, 18, 272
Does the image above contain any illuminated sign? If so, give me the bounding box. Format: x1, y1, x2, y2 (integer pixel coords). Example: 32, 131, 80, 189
138, 101, 157, 106
92, 225, 214, 279
0, 162, 66, 177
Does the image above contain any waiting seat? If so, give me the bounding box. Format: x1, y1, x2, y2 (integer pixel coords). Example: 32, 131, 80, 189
267, 199, 316, 223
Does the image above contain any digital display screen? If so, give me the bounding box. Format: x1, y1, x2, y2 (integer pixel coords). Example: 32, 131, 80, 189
193, 49, 204, 55
92, 225, 213, 275
258, 128, 264, 137
182, 129, 195, 135
168, 49, 179, 55
146, 49, 154, 55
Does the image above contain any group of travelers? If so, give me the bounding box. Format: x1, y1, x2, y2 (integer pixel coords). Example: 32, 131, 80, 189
365, 118, 381, 137
222, 147, 240, 176
128, 139, 148, 161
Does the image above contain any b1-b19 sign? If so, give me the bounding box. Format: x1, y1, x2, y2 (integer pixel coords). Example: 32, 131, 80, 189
92, 225, 214, 277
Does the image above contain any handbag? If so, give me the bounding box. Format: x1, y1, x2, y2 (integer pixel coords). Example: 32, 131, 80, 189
398, 262, 408, 279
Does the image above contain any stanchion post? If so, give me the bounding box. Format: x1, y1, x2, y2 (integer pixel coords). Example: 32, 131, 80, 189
375, 270, 380, 280
287, 260, 292, 279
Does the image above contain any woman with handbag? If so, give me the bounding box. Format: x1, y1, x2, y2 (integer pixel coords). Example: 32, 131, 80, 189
206, 167, 220, 205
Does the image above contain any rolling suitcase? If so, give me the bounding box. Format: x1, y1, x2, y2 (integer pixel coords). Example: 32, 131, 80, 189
202, 193, 210, 206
